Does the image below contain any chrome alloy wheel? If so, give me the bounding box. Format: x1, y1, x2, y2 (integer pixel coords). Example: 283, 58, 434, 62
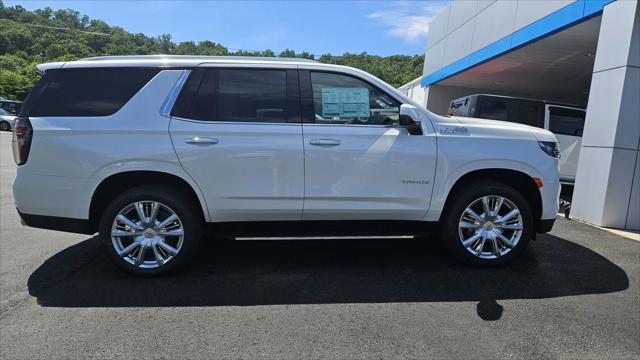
458, 195, 524, 260
111, 201, 184, 269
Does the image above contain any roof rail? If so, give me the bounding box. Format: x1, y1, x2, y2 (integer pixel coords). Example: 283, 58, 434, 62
80, 55, 318, 63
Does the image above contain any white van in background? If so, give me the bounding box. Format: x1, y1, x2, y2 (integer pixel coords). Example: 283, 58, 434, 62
448, 94, 585, 185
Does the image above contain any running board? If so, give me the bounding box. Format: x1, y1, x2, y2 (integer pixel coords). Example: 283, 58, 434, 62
234, 235, 415, 241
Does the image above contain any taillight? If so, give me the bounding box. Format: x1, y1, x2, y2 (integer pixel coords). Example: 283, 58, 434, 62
12, 117, 32, 165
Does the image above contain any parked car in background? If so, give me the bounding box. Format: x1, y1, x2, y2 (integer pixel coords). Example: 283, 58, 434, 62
13, 56, 560, 276
0, 108, 16, 131
448, 94, 585, 185
0, 100, 23, 116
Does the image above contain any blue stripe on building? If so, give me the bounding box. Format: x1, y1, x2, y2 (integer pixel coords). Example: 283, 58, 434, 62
421, 0, 616, 87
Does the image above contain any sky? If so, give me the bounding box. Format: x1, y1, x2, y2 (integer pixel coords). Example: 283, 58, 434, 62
5, 0, 450, 56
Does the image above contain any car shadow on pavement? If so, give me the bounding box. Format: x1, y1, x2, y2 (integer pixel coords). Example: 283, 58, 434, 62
27, 233, 629, 320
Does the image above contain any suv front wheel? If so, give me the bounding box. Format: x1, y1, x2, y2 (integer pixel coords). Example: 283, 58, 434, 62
441, 181, 534, 266
99, 186, 202, 276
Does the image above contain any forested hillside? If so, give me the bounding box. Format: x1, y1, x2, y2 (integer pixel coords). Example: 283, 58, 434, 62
0, 1, 424, 100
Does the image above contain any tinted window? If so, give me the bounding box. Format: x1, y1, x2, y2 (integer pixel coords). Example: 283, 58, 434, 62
549, 107, 585, 137
30, 68, 159, 117
310, 72, 400, 125
218, 70, 287, 122
477, 98, 508, 121
510, 101, 541, 127
449, 97, 469, 116
187, 69, 218, 121
171, 68, 206, 119
178, 69, 288, 123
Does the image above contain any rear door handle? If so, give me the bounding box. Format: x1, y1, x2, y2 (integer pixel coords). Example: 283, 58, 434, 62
185, 137, 219, 145
309, 139, 341, 146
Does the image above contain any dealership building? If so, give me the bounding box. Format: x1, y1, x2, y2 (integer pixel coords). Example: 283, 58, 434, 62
400, 0, 639, 230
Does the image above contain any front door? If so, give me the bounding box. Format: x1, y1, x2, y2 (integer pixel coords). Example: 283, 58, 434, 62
170, 67, 304, 222
300, 70, 437, 220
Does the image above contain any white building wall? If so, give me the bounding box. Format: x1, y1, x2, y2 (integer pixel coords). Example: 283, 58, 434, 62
398, 78, 427, 108
421, 0, 640, 230
571, 0, 640, 230
425, 0, 582, 77
513, 0, 575, 31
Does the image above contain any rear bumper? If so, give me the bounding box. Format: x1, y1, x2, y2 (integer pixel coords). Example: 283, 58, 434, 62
13, 169, 91, 220
537, 218, 556, 234
17, 210, 94, 235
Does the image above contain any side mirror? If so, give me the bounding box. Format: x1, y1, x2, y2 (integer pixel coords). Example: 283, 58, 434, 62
399, 104, 423, 135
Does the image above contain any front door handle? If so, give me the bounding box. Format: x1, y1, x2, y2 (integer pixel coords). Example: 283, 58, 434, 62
309, 139, 341, 146
185, 137, 219, 145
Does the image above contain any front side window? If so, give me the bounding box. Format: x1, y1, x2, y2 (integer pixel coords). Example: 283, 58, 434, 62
183, 69, 288, 123
548, 107, 585, 137
310, 72, 400, 125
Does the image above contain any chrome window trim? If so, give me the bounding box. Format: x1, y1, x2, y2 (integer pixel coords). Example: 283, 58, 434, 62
159, 69, 191, 118
303, 122, 404, 129
170, 116, 300, 126
170, 117, 407, 130
170, 116, 404, 129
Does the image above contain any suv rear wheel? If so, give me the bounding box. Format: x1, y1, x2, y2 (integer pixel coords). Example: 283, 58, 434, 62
441, 181, 533, 266
99, 186, 202, 276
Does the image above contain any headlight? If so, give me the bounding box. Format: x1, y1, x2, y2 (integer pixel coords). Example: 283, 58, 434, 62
539, 141, 560, 158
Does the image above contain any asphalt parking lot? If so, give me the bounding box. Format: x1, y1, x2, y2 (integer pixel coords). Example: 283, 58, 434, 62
0, 131, 639, 359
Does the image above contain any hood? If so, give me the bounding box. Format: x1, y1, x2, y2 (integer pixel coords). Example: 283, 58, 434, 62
453, 116, 558, 142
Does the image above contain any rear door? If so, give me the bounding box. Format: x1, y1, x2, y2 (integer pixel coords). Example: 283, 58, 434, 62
299, 70, 437, 220
545, 105, 585, 182
169, 66, 304, 222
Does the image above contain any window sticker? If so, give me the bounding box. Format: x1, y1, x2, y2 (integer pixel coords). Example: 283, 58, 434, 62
321, 88, 370, 118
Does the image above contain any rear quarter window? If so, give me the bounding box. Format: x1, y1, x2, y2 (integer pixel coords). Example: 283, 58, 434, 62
27, 68, 160, 117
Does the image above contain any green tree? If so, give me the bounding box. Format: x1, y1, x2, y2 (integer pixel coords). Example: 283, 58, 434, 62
0, 0, 424, 99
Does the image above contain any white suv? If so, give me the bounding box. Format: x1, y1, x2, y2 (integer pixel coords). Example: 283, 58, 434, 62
12, 56, 560, 276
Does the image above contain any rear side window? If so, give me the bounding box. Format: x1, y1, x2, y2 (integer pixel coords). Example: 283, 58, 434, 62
28, 68, 159, 117
173, 68, 289, 123
477, 97, 508, 121
548, 107, 585, 137
219, 70, 287, 122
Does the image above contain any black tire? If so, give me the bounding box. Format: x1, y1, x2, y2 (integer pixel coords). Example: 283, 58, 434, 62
0, 121, 10, 132
441, 180, 534, 266
99, 185, 203, 276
